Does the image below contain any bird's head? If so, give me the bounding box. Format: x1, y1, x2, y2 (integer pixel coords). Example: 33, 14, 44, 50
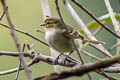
40, 17, 63, 29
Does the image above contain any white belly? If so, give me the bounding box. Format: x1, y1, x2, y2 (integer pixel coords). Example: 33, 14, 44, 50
45, 30, 74, 53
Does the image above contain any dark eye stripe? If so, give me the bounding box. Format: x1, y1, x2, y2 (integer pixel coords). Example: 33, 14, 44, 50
46, 21, 58, 24
47, 22, 50, 24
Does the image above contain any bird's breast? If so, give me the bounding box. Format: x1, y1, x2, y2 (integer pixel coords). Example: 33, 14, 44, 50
45, 30, 74, 53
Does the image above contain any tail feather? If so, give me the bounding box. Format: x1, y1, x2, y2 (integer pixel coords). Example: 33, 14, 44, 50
82, 39, 105, 44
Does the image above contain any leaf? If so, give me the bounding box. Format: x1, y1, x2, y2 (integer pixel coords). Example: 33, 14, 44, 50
86, 13, 120, 30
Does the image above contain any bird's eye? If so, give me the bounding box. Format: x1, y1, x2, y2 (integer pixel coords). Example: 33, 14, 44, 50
47, 22, 50, 24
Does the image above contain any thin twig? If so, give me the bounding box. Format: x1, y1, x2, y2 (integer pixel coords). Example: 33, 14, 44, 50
108, 43, 120, 51
55, 0, 66, 27
15, 42, 26, 80
72, 40, 83, 63
0, 57, 40, 75
0, 23, 49, 47
97, 70, 118, 80
81, 50, 102, 60
35, 29, 45, 34
71, 0, 120, 39
0, 10, 5, 21
93, 26, 103, 36
63, 53, 80, 62
0, 51, 32, 57
1, 0, 32, 80
72, 40, 92, 80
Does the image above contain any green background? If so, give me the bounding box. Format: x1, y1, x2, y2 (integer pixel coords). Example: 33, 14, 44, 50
0, 0, 120, 80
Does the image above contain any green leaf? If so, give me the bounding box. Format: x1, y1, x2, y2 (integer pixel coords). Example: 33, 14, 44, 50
86, 13, 120, 30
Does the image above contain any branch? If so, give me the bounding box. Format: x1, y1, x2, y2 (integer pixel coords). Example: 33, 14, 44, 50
0, 51, 77, 67
93, 26, 103, 36
0, 51, 120, 75
0, 10, 5, 21
35, 29, 45, 34
80, 50, 102, 60
34, 55, 120, 80
0, 23, 49, 47
0, 50, 101, 65
15, 42, 27, 80
55, 0, 66, 26
0, 51, 32, 57
104, 66, 120, 73
1, 0, 32, 80
108, 43, 120, 51
0, 58, 39, 75
0, 52, 77, 75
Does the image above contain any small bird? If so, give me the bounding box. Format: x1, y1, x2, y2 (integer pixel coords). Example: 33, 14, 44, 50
40, 17, 104, 58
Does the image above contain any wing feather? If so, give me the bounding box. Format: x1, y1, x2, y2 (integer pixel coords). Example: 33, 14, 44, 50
61, 25, 85, 39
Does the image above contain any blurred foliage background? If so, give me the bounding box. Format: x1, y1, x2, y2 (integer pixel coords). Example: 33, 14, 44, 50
0, 0, 120, 80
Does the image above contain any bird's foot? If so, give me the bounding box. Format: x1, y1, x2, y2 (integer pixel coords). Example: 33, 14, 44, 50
55, 53, 63, 65
62, 56, 72, 64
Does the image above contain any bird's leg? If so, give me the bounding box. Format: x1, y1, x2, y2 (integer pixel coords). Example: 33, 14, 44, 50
62, 51, 73, 64
55, 53, 64, 65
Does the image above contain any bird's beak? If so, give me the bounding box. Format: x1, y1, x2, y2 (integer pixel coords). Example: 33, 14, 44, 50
40, 23, 45, 26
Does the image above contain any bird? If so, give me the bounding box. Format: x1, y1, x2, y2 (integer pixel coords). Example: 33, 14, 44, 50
40, 17, 104, 60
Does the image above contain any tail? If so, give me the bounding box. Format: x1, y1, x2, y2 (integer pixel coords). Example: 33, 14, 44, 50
82, 39, 105, 44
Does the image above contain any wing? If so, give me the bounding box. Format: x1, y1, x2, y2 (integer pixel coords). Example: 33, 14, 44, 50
61, 25, 105, 44
61, 25, 85, 40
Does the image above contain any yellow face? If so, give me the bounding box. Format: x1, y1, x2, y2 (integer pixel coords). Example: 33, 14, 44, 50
40, 17, 62, 28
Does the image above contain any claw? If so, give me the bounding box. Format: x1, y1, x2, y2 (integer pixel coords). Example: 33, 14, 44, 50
62, 51, 73, 64
55, 53, 63, 65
